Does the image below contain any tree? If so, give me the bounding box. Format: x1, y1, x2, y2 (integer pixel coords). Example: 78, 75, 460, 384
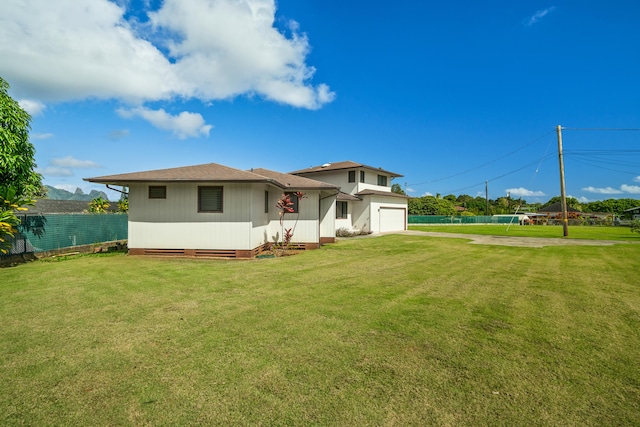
583, 198, 640, 216
1, 77, 42, 198
1, 77, 42, 253
89, 197, 110, 213
391, 183, 405, 195
408, 196, 456, 216
541, 196, 581, 210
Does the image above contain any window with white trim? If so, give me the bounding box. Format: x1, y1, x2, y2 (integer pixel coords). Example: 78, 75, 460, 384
377, 175, 388, 186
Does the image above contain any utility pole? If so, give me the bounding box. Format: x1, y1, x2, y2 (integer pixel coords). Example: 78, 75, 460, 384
556, 125, 569, 237
485, 180, 489, 216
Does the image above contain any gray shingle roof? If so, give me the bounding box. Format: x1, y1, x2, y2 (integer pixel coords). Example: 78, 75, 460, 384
249, 168, 338, 190
85, 163, 269, 184
85, 163, 339, 191
355, 189, 409, 199
289, 160, 403, 177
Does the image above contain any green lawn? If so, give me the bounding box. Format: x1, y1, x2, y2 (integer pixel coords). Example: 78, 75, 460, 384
409, 224, 640, 241
1, 235, 639, 426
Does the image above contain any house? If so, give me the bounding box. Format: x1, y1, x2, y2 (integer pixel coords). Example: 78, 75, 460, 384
537, 202, 582, 217
85, 163, 339, 258
623, 206, 640, 220
289, 161, 408, 233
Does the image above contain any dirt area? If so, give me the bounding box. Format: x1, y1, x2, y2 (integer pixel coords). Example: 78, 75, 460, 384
379, 230, 631, 248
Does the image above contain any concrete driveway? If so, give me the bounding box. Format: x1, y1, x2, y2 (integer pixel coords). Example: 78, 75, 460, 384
380, 230, 632, 248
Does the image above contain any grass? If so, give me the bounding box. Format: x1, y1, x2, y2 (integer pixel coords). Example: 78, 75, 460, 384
409, 224, 640, 241
1, 235, 640, 426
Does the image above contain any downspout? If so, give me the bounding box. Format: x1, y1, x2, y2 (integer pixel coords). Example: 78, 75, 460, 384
106, 185, 128, 196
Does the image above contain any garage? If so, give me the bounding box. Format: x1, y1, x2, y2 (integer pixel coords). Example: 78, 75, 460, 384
379, 207, 406, 232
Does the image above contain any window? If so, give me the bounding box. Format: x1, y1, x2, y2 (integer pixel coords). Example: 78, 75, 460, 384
336, 201, 348, 219
377, 175, 388, 186
360, 171, 365, 183
264, 191, 269, 213
348, 170, 356, 182
285, 192, 299, 213
198, 186, 223, 212
149, 185, 166, 199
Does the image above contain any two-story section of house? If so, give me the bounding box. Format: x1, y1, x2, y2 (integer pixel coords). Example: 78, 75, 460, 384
290, 161, 408, 233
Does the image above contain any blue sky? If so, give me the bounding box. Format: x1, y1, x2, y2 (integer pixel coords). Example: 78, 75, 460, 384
2, 0, 639, 202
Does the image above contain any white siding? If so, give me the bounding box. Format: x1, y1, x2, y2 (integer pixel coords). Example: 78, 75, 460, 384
319, 191, 337, 239
127, 183, 334, 251
351, 200, 370, 232
128, 182, 255, 250
295, 168, 392, 195
130, 221, 251, 249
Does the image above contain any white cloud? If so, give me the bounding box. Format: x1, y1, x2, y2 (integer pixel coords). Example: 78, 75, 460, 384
38, 167, 74, 177
31, 132, 54, 140
421, 191, 433, 197
18, 99, 46, 115
51, 156, 101, 169
633, 176, 640, 183
582, 186, 624, 194
506, 187, 545, 197
0, 0, 334, 110
621, 184, 640, 194
524, 7, 556, 27
117, 107, 212, 139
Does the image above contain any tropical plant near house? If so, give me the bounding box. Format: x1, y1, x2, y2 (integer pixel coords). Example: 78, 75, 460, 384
274, 191, 305, 252
89, 197, 110, 213
117, 198, 128, 213
631, 220, 640, 234
0, 186, 33, 254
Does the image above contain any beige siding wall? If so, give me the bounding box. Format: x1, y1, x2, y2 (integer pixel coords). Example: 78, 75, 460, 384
278, 191, 320, 243
129, 182, 253, 223
296, 169, 392, 195
297, 170, 357, 194
128, 182, 255, 250
127, 183, 332, 251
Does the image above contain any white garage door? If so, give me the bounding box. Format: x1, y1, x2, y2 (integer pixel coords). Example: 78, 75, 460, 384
379, 207, 406, 232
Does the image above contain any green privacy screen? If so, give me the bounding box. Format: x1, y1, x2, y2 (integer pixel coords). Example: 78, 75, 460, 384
408, 215, 522, 224
7, 214, 128, 255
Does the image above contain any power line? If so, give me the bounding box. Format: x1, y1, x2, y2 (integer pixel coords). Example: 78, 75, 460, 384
408, 131, 554, 187
562, 127, 640, 131
441, 153, 556, 195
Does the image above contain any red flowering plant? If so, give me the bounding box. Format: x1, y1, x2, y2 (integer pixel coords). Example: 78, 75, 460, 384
274, 191, 305, 253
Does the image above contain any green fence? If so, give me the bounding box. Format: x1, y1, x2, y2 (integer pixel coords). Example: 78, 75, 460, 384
409, 215, 522, 225
4, 214, 128, 256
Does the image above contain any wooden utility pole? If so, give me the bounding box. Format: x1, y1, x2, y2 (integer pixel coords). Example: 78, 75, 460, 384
485, 180, 489, 216
556, 125, 569, 237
